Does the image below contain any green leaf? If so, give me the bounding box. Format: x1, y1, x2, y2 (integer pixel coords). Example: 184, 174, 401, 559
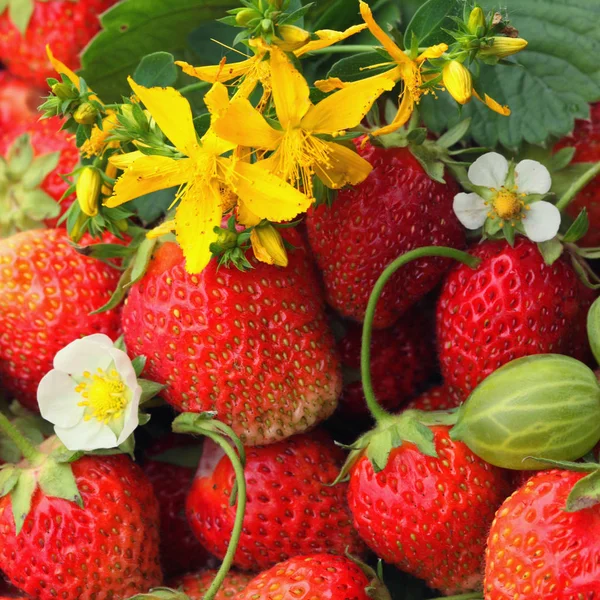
187, 21, 242, 67
436, 118, 471, 149
8, 0, 34, 35
90, 264, 132, 315
133, 52, 178, 88
130, 188, 177, 225
21, 152, 60, 190
566, 469, 600, 512
327, 51, 391, 83
587, 297, 600, 366
128, 237, 158, 286
421, 0, 600, 150
551, 146, 576, 172
79, 0, 238, 102
403, 0, 462, 48
562, 209, 589, 243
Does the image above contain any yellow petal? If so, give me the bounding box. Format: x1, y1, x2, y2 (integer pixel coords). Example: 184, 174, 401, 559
473, 90, 511, 116
109, 151, 145, 170
176, 57, 255, 83
301, 75, 395, 134
175, 182, 222, 274
417, 43, 448, 63
370, 90, 414, 137
231, 161, 311, 222
237, 200, 262, 227
359, 1, 409, 65
314, 77, 348, 92
46, 45, 80, 89
147, 219, 176, 239
295, 23, 368, 57
200, 128, 236, 157
314, 141, 372, 189
204, 81, 231, 117
105, 156, 194, 207
251, 225, 288, 267
128, 77, 199, 158
269, 46, 311, 128
213, 98, 282, 149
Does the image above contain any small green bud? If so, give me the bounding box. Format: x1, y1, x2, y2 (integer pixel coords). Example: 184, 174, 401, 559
261, 18, 273, 32
73, 103, 98, 125
467, 6, 485, 34
235, 8, 260, 26
51, 82, 78, 100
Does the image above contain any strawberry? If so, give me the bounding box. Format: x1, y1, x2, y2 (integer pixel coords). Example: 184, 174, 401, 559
335, 306, 436, 418
347, 425, 511, 594
306, 141, 465, 328
0, 450, 162, 598
142, 435, 211, 577
0, 0, 118, 89
169, 569, 252, 600
236, 554, 390, 600
437, 238, 595, 400
0, 71, 41, 145
402, 385, 462, 412
0, 116, 79, 234
0, 228, 123, 410
122, 235, 341, 446
484, 469, 600, 598
186, 430, 364, 571
554, 102, 600, 247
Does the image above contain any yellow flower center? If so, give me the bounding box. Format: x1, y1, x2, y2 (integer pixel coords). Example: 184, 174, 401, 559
76, 367, 129, 424
401, 62, 424, 103
492, 187, 523, 220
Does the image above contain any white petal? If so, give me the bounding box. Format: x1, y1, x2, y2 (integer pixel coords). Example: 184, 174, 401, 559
53, 335, 115, 375
453, 193, 488, 230
55, 419, 118, 452
523, 201, 561, 242
108, 347, 138, 391
37, 370, 85, 428
468, 152, 509, 189
116, 386, 141, 445
515, 159, 552, 195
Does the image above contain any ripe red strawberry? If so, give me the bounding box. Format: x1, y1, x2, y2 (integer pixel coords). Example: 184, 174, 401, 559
0, 0, 118, 89
306, 141, 465, 328
0, 71, 41, 145
437, 238, 595, 400
0, 453, 162, 598
142, 435, 210, 577
169, 569, 252, 600
554, 102, 600, 247
484, 469, 600, 598
1, 116, 79, 233
186, 430, 364, 571
236, 554, 387, 600
122, 235, 341, 446
403, 385, 462, 412
0, 228, 123, 410
348, 425, 511, 594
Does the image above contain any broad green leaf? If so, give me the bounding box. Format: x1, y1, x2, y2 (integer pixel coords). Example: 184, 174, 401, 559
131, 188, 177, 225
588, 297, 600, 366
403, 0, 462, 48
80, 0, 238, 102
133, 52, 178, 88
187, 21, 242, 67
420, 0, 600, 150
327, 51, 392, 83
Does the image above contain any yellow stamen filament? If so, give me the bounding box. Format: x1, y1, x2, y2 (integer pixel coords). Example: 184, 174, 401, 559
75, 367, 128, 424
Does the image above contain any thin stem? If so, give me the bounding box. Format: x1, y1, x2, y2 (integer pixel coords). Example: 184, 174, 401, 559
177, 81, 211, 95
0, 412, 39, 463
556, 162, 600, 211
202, 430, 247, 600
361, 247, 480, 423
430, 593, 483, 600
307, 44, 376, 55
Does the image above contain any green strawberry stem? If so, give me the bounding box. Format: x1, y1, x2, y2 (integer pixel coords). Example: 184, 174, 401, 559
429, 593, 483, 600
555, 161, 600, 212
361, 247, 480, 423
0, 411, 40, 463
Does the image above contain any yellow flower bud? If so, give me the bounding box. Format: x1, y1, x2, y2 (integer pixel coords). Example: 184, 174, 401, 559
69, 211, 88, 243
480, 36, 528, 59
76, 167, 102, 217
251, 224, 288, 267
442, 61, 473, 105
273, 24, 311, 51
73, 102, 98, 125
467, 7, 485, 34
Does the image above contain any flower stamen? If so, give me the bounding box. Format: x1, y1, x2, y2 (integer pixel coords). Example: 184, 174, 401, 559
76, 366, 129, 424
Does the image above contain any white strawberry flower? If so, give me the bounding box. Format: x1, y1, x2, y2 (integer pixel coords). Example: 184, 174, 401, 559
38, 334, 141, 451
453, 152, 561, 242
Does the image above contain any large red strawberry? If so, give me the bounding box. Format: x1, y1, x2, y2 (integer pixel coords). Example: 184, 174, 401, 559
122, 235, 341, 446
437, 238, 595, 400
402, 384, 462, 412
0, 0, 118, 89
0, 71, 41, 145
236, 554, 390, 600
0, 116, 78, 234
554, 102, 600, 247
306, 141, 465, 328
169, 569, 253, 600
142, 435, 210, 577
348, 425, 511, 594
484, 469, 600, 598
0, 448, 162, 598
186, 430, 364, 571
0, 228, 123, 410
335, 306, 436, 418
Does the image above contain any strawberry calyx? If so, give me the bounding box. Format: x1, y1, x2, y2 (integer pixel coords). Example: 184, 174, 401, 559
0, 134, 62, 237
345, 554, 393, 600
125, 589, 191, 600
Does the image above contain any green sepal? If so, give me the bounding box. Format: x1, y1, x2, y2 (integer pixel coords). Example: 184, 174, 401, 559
562, 209, 589, 244
132, 356, 147, 377
0, 467, 19, 496
345, 553, 393, 600
566, 469, 600, 512
587, 297, 600, 366
537, 237, 564, 266
6, 0, 34, 36
126, 588, 191, 600
10, 469, 36, 534
37, 459, 83, 509
139, 379, 166, 404
551, 146, 576, 172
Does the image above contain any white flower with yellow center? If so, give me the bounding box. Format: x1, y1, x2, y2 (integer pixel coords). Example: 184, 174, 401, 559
453, 152, 561, 242
38, 334, 141, 451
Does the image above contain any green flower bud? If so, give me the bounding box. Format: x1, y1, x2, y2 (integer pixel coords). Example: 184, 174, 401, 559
51, 82, 78, 100
73, 103, 98, 125
235, 8, 260, 26
450, 354, 600, 469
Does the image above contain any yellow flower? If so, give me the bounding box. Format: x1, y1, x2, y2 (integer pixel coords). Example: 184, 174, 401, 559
81, 112, 120, 158
212, 46, 393, 198
250, 224, 288, 267
442, 61, 472, 105
104, 78, 309, 274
